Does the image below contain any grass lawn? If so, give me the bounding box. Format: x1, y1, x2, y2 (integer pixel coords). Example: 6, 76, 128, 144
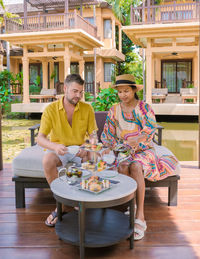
2, 118, 40, 163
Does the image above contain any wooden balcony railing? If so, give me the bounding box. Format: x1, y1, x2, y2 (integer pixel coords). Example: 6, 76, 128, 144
5, 11, 97, 39
85, 81, 95, 94
131, 1, 200, 25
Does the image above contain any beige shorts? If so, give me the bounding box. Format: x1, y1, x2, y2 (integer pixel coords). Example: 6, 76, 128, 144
46, 150, 82, 168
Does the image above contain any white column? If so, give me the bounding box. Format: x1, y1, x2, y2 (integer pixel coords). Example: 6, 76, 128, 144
119, 26, 122, 52
146, 50, 152, 104
112, 19, 115, 49
42, 60, 48, 89
64, 43, 70, 79
22, 57, 30, 103
196, 50, 199, 104
79, 59, 85, 80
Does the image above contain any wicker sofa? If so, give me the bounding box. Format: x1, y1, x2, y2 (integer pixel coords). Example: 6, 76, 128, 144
12, 111, 180, 208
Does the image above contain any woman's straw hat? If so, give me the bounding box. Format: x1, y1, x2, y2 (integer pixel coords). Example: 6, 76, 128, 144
113, 74, 143, 91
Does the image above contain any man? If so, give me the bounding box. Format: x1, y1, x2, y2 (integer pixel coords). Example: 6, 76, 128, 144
37, 74, 97, 226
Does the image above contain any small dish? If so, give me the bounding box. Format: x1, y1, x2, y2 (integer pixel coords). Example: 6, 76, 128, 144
97, 170, 118, 178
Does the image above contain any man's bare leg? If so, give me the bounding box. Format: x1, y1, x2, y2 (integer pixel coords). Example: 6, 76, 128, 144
43, 152, 62, 226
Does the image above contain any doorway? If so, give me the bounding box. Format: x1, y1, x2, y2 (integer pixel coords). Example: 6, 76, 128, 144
161, 60, 192, 93
85, 62, 94, 94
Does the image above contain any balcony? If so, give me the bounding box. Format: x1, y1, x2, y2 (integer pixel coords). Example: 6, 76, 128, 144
5, 11, 97, 39
131, 1, 200, 25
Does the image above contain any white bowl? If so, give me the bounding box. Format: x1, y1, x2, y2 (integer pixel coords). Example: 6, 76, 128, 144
102, 154, 115, 165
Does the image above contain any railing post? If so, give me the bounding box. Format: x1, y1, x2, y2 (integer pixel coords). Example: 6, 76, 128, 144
74, 9, 77, 29
147, 0, 150, 22
130, 5, 133, 24
142, 1, 145, 23
173, 1, 176, 20
38, 13, 41, 30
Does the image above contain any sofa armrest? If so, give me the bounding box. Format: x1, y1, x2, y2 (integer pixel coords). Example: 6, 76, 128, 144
28, 122, 164, 147
153, 124, 164, 146
28, 124, 40, 146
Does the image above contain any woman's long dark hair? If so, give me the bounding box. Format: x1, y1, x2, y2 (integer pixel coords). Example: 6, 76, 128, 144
130, 85, 139, 100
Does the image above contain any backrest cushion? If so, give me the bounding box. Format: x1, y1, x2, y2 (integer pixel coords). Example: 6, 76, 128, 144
40, 88, 57, 95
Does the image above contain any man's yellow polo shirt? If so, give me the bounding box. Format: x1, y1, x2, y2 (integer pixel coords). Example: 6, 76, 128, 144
39, 97, 97, 146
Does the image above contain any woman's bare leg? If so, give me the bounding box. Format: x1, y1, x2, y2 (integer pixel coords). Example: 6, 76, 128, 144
129, 162, 145, 221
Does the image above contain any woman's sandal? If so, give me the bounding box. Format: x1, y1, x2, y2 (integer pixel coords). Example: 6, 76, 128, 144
134, 218, 147, 240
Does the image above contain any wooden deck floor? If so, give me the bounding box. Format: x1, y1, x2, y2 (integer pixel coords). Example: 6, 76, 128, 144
0, 163, 200, 259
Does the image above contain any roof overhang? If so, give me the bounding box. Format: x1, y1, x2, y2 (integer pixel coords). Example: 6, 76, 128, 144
26, 0, 108, 10
123, 22, 200, 48
0, 29, 104, 50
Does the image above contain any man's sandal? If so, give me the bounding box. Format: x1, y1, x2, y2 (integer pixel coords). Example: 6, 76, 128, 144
134, 218, 147, 241
45, 211, 58, 227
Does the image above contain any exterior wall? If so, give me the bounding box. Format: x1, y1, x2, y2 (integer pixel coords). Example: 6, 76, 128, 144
3, 4, 123, 100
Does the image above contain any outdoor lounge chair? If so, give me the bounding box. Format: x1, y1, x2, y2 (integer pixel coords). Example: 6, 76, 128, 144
29, 88, 57, 103
180, 87, 197, 104
12, 111, 180, 208
152, 88, 168, 103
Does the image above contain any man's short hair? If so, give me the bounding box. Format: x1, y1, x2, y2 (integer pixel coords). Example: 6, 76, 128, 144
64, 74, 84, 86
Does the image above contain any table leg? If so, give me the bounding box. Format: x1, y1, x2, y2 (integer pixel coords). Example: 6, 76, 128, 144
129, 198, 135, 249
78, 202, 85, 259
57, 201, 62, 221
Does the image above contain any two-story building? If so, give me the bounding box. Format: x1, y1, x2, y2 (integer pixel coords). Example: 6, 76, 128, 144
0, 0, 124, 112
123, 0, 199, 115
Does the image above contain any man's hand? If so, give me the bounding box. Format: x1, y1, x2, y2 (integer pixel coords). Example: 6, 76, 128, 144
54, 144, 68, 156
76, 148, 88, 158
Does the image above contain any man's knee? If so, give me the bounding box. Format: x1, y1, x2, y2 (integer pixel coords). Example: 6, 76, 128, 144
43, 152, 60, 169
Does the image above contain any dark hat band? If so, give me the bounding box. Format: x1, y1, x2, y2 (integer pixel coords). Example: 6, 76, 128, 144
116, 79, 136, 85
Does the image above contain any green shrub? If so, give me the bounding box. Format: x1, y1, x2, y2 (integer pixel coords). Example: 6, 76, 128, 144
4, 99, 25, 119
0, 70, 14, 113
187, 84, 194, 88
137, 89, 143, 100
85, 92, 94, 102
91, 87, 119, 111
29, 76, 41, 94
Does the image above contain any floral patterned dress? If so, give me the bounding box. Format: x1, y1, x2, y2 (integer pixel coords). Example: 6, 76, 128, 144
101, 101, 178, 182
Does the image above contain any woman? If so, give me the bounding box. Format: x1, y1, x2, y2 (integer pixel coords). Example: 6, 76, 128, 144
101, 74, 178, 241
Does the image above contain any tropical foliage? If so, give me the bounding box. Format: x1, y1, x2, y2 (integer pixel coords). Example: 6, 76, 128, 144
106, 0, 143, 84
0, 0, 20, 25
0, 70, 14, 112
91, 87, 119, 111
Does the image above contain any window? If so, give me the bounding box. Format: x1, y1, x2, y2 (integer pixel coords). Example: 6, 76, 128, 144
29, 63, 42, 86
104, 19, 112, 39
84, 17, 95, 25
70, 62, 79, 74
104, 63, 115, 82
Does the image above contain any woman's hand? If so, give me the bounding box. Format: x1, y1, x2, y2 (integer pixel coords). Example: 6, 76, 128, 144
101, 147, 112, 156
124, 137, 139, 149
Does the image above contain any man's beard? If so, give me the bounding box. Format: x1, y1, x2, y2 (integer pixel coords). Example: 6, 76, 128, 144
66, 96, 80, 105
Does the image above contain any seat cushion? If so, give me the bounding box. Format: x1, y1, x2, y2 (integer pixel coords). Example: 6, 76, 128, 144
12, 143, 181, 178
153, 143, 181, 175
12, 145, 45, 178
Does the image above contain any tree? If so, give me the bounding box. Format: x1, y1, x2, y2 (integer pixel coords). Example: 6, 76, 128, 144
106, 0, 143, 84
0, 0, 20, 26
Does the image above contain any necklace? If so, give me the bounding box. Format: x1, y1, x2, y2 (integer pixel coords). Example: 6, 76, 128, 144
121, 100, 138, 113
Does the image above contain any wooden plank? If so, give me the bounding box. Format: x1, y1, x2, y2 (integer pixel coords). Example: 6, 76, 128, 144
0, 163, 200, 259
